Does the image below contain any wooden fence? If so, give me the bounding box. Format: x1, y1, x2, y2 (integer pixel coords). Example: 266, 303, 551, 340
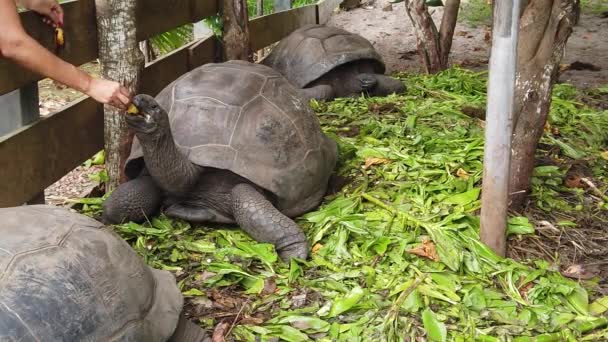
0, 0, 343, 207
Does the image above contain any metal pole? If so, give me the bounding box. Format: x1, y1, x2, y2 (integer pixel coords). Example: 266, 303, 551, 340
479, 0, 520, 257
274, 0, 292, 12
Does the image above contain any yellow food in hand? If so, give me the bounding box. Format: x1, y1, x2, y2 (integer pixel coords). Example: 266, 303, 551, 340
55, 28, 64, 47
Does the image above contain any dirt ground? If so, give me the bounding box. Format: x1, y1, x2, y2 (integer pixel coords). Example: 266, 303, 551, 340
328, 1, 608, 88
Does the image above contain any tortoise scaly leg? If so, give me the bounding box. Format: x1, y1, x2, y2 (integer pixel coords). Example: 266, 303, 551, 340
168, 314, 211, 342
231, 183, 309, 262
102, 175, 162, 224
366, 74, 406, 97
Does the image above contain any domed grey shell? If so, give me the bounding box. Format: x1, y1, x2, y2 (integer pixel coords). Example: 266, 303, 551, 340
0, 205, 183, 341
261, 24, 385, 88
126, 60, 337, 216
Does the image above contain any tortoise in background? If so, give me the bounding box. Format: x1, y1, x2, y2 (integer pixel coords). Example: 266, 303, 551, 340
0, 205, 209, 342
102, 60, 338, 262
261, 24, 406, 100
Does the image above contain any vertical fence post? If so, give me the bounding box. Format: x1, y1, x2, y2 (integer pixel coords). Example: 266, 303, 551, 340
95, 0, 144, 192
0, 83, 45, 204
479, 0, 521, 257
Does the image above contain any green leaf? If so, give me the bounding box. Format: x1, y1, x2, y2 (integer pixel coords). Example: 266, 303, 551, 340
278, 316, 330, 333
422, 308, 447, 342
567, 286, 589, 315
181, 240, 216, 253
276, 325, 310, 342
328, 286, 366, 318
507, 216, 535, 236
590, 295, 608, 315
443, 188, 480, 206
182, 288, 205, 296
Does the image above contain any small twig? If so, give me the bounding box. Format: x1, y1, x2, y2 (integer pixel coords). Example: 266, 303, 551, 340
384, 275, 427, 322
580, 177, 608, 202
225, 299, 248, 338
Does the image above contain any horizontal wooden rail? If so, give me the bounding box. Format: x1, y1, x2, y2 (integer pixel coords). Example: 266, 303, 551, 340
0, 0, 344, 207
0, 0, 218, 96
0, 97, 103, 207
249, 5, 317, 51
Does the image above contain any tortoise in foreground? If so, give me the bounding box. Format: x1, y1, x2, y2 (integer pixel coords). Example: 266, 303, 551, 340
0, 205, 209, 342
261, 24, 406, 101
102, 60, 338, 262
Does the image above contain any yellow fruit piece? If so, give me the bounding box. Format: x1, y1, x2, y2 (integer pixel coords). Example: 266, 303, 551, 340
601, 151, 608, 160
55, 28, 64, 46
127, 103, 139, 115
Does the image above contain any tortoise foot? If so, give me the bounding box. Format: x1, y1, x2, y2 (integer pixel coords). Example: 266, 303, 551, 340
231, 183, 309, 262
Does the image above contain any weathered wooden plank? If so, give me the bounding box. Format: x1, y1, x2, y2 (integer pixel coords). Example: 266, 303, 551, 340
188, 36, 218, 70
249, 5, 317, 51
0, 0, 218, 95
136, 0, 218, 41
140, 36, 217, 96
0, 0, 98, 95
317, 0, 343, 24
0, 97, 103, 207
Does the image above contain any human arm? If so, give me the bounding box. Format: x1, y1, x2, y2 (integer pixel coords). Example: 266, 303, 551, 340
0, 0, 130, 108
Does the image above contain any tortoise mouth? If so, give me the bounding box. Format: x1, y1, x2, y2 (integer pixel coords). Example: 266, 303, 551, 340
125, 113, 158, 134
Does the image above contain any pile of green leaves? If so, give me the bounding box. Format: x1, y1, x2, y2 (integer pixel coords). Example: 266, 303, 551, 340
78, 68, 608, 341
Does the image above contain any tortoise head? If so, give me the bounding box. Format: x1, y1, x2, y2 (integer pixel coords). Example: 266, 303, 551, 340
125, 94, 170, 136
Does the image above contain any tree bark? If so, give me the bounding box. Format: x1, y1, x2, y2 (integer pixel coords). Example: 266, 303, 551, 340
438, 0, 460, 66
95, 0, 144, 192
221, 0, 252, 61
508, 0, 580, 209
405, 0, 461, 73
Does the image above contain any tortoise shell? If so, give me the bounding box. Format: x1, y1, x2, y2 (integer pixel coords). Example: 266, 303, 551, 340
0, 205, 183, 341
261, 24, 385, 88
126, 60, 338, 217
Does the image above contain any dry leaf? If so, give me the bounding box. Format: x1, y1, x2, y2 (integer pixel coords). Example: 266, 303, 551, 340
562, 264, 598, 280
407, 239, 440, 262
518, 282, 534, 300
211, 322, 230, 342
312, 243, 323, 254
262, 277, 277, 295
565, 175, 584, 189
239, 316, 265, 325
456, 168, 470, 180
600, 151, 608, 160
364, 157, 391, 169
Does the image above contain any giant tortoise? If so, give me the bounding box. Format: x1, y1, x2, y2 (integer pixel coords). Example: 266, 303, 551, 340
261, 24, 406, 100
0, 204, 209, 342
102, 60, 338, 262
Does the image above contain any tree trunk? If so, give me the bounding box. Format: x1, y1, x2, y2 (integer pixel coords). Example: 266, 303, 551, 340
404, 0, 461, 73
221, 0, 252, 61
508, 0, 580, 209
95, 0, 144, 192
438, 0, 460, 66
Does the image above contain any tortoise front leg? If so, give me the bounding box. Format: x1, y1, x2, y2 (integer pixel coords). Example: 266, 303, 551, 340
231, 183, 309, 262
369, 74, 407, 97
298, 84, 335, 101
102, 175, 162, 224
168, 314, 211, 342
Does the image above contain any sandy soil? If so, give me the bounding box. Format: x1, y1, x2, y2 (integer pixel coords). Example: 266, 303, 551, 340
328, 2, 608, 88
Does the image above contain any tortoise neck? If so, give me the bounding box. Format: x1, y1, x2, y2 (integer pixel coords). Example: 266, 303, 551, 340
138, 125, 202, 195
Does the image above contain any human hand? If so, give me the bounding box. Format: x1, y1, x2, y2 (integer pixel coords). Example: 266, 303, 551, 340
18, 0, 64, 27
86, 78, 131, 110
